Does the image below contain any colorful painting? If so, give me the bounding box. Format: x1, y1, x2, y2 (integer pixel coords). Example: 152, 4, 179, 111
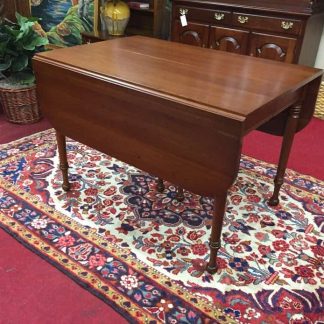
30, 0, 95, 47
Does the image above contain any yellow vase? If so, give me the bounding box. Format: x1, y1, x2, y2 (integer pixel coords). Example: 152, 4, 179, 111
102, 0, 130, 36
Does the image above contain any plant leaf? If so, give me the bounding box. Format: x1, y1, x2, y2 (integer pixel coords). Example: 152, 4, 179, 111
23, 33, 48, 51
13, 71, 35, 86
0, 39, 9, 56
11, 55, 28, 72
16, 12, 38, 24
0, 57, 12, 71
15, 12, 28, 26
0, 13, 47, 80
3, 25, 20, 38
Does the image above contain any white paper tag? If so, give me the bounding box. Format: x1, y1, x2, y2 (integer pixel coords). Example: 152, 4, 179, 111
180, 14, 188, 27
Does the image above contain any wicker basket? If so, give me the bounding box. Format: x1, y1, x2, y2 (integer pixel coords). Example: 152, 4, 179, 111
0, 85, 41, 124
314, 81, 324, 120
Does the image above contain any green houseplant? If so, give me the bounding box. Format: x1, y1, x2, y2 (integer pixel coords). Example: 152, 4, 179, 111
0, 12, 48, 124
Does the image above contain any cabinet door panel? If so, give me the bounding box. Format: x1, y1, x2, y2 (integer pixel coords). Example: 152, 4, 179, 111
249, 32, 297, 63
209, 26, 249, 54
172, 21, 209, 47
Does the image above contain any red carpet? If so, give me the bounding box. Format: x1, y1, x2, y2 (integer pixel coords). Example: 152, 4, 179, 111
0, 115, 125, 323
0, 113, 323, 322
0, 114, 51, 143
0, 230, 127, 324
244, 117, 324, 180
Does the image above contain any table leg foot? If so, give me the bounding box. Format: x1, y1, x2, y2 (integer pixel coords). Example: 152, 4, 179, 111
156, 178, 165, 192
268, 177, 283, 206
62, 182, 71, 192
176, 187, 184, 202
206, 193, 227, 274
268, 197, 279, 206
206, 240, 221, 274
206, 264, 218, 274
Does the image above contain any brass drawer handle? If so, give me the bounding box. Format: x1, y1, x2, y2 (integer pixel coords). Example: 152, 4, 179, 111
281, 21, 294, 30
179, 8, 188, 15
214, 13, 225, 20
238, 16, 248, 24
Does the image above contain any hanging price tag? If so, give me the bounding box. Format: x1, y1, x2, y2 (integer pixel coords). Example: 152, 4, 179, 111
180, 14, 188, 27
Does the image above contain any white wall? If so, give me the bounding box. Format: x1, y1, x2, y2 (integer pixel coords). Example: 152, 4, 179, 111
315, 26, 324, 69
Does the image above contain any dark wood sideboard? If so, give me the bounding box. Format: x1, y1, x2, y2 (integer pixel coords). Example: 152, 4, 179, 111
0, 0, 30, 21
171, 0, 324, 66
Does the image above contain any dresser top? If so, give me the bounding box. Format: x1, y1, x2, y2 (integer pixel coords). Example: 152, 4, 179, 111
33, 36, 322, 123
173, 0, 324, 15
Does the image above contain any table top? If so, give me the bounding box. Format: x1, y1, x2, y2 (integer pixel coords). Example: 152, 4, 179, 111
34, 36, 322, 121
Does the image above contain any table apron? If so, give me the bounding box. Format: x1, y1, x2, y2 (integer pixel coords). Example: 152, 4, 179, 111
35, 64, 244, 197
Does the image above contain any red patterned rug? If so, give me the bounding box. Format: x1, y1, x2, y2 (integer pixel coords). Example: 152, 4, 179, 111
0, 130, 323, 323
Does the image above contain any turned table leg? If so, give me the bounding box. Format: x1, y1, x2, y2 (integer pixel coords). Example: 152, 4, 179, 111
56, 130, 70, 192
156, 178, 165, 192
156, 178, 184, 202
176, 187, 185, 202
206, 192, 227, 274
269, 103, 301, 206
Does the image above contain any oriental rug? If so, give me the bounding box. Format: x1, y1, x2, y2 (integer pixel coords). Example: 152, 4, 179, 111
0, 130, 323, 323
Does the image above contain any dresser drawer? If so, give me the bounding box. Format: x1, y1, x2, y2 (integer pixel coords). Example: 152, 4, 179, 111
209, 9, 232, 25
174, 6, 231, 25
232, 13, 302, 35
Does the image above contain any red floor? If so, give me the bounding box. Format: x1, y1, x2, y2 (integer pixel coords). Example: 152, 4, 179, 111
0, 113, 323, 323
244, 117, 324, 180
0, 115, 51, 144
0, 115, 128, 324
0, 230, 128, 324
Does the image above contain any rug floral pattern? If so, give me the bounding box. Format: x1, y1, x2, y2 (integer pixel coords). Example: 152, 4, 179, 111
0, 130, 323, 323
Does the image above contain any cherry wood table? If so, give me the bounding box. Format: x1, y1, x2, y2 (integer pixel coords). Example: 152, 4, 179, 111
33, 36, 323, 274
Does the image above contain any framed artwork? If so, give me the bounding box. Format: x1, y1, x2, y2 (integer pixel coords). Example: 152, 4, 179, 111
29, 0, 99, 46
